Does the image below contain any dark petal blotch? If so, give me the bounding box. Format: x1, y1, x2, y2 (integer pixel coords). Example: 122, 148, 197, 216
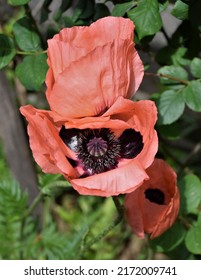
144, 188, 165, 205
119, 129, 143, 159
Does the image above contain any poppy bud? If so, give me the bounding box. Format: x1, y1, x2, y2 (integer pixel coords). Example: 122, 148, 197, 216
125, 159, 180, 239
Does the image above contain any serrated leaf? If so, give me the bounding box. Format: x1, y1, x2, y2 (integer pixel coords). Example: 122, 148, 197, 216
171, 0, 189, 20
158, 90, 185, 124
16, 54, 48, 91
185, 214, 201, 255
128, 0, 162, 40
112, 1, 137, 17
13, 17, 42, 51
8, 0, 30, 6
150, 221, 185, 253
179, 174, 201, 214
0, 34, 16, 69
158, 65, 188, 85
184, 80, 201, 112
190, 57, 201, 78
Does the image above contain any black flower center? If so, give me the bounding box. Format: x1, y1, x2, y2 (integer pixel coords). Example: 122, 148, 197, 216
59, 127, 143, 176
144, 188, 165, 205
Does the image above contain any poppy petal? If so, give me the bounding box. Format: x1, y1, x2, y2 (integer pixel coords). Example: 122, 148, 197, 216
20, 105, 77, 178
46, 17, 144, 113
48, 40, 136, 118
71, 160, 149, 197
47, 16, 136, 82
125, 159, 180, 239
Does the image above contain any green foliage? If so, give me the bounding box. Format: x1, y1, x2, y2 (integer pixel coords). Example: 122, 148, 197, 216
16, 54, 48, 91
185, 213, 201, 255
158, 90, 185, 124
183, 81, 201, 112
158, 66, 188, 85
179, 174, 201, 215
94, 3, 110, 21
8, 0, 30, 6
13, 16, 42, 51
171, 0, 189, 20
128, 0, 162, 40
150, 222, 186, 253
112, 1, 137, 17
0, 180, 28, 259
190, 58, 201, 78
0, 34, 16, 69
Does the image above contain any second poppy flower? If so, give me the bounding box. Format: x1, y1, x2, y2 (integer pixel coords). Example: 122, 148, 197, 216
125, 159, 180, 239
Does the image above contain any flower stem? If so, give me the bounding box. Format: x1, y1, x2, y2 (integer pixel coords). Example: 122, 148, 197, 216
80, 196, 124, 253
16, 50, 47, 56
112, 196, 124, 217
81, 214, 123, 252
145, 72, 189, 86
24, 191, 43, 218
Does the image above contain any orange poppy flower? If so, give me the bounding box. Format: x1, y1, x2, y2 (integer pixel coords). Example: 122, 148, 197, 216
20, 97, 158, 196
45, 16, 144, 118
125, 159, 180, 239
20, 17, 158, 196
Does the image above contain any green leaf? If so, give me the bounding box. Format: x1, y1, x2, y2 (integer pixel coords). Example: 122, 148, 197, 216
8, 0, 30, 6
53, 0, 72, 21
128, 0, 162, 40
185, 214, 201, 255
190, 57, 201, 78
150, 221, 185, 253
158, 123, 181, 140
94, 3, 110, 21
0, 34, 16, 69
158, 0, 169, 13
184, 80, 201, 112
112, 1, 137, 17
0, 180, 28, 259
171, 0, 189, 20
72, 0, 94, 22
179, 174, 201, 214
13, 17, 42, 51
156, 47, 190, 66
158, 90, 185, 124
158, 65, 188, 85
16, 54, 48, 91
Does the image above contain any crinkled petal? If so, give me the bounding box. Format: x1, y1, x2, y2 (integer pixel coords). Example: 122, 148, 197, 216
71, 160, 149, 197
47, 17, 136, 81
48, 41, 136, 118
46, 17, 144, 108
20, 105, 77, 178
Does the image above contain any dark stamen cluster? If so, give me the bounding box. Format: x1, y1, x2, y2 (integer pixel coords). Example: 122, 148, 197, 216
77, 129, 121, 175
59, 126, 144, 176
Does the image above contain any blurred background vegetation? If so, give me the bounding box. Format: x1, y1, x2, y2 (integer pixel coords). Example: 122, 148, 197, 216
0, 0, 201, 259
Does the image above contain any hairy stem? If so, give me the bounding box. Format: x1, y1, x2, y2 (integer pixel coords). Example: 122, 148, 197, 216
16, 50, 47, 55
81, 196, 124, 253
145, 72, 189, 86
